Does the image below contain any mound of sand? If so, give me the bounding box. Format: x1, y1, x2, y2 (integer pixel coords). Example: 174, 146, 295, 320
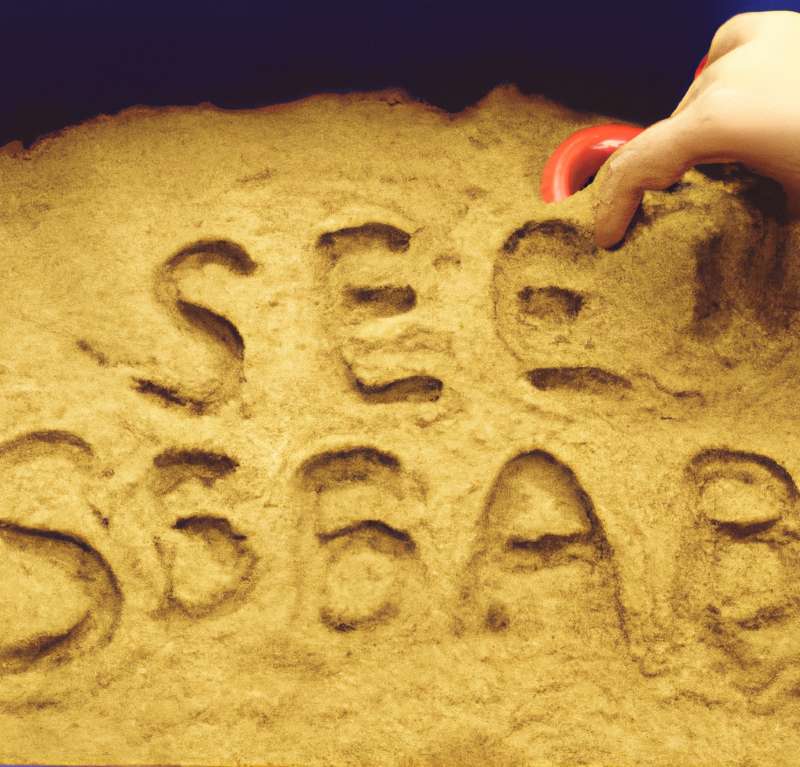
2, 86, 800, 766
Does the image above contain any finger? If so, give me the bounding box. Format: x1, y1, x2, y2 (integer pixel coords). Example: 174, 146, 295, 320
593, 110, 701, 249
673, 15, 761, 118
671, 57, 737, 120
671, 44, 735, 118
706, 12, 764, 66
671, 78, 704, 117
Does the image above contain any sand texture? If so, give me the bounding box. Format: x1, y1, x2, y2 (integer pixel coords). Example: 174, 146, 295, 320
2, 86, 800, 766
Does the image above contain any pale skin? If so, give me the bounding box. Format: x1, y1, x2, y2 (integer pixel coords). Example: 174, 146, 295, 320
593, 10, 800, 249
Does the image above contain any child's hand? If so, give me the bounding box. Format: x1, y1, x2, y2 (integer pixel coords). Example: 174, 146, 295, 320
593, 11, 800, 249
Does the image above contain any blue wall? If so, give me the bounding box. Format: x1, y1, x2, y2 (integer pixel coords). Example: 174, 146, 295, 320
1, 1, 799, 147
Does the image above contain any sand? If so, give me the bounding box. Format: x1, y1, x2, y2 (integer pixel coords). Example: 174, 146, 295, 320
2, 85, 800, 766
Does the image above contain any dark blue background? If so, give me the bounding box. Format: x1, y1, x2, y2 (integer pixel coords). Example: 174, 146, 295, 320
1, 0, 798, 148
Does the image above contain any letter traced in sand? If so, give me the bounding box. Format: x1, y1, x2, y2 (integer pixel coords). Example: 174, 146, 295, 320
151, 449, 258, 618
680, 449, 800, 709
316, 224, 443, 403
459, 451, 624, 647
134, 239, 257, 414
493, 193, 790, 402
294, 447, 428, 633
493, 220, 633, 396
0, 431, 122, 675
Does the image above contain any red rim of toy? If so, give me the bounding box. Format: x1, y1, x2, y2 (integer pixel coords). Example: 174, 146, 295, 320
695, 53, 709, 79
540, 124, 645, 202
540, 53, 710, 202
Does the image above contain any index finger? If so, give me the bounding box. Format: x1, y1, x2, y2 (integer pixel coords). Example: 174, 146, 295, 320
592, 107, 735, 248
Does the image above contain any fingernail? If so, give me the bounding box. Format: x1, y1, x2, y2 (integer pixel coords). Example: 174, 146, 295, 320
594, 229, 610, 249
594, 223, 617, 249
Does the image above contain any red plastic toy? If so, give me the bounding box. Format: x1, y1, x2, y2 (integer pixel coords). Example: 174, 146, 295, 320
695, 53, 709, 79
540, 54, 709, 202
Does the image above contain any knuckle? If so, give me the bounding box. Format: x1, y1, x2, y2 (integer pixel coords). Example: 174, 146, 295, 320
710, 12, 761, 55
722, 11, 760, 32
